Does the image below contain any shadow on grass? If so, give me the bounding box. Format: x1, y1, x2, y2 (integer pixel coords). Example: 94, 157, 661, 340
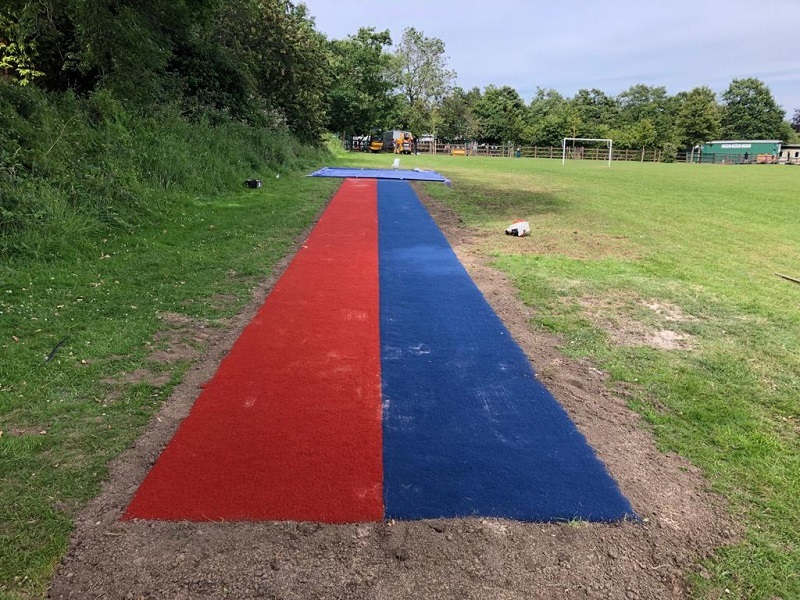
469, 185, 568, 217
425, 180, 570, 224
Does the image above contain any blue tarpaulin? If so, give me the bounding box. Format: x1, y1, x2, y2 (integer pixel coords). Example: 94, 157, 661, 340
309, 166, 451, 184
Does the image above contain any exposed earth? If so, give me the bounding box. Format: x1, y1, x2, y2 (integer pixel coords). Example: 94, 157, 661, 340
49, 183, 739, 599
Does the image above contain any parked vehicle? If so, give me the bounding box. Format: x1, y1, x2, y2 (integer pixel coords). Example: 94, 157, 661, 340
382, 130, 414, 154
368, 131, 383, 153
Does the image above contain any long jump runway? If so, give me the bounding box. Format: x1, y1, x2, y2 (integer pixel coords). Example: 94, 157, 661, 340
124, 178, 634, 523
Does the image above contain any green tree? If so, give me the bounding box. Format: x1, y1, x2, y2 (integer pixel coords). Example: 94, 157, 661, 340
75, 0, 189, 104
721, 78, 785, 140
393, 27, 455, 134
631, 118, 657, 160
1, 1, 48, 86
528, 114, 569, 146
791, 109, 800, 133
570, 88, 618, 136
1, 0, 331, 141
525, 88, 570, 146
0, 0, 255, 106
674, 86, 721, 148
437, 86, 481, 142
617, 84, 672, 148
527, 88, 568, 121
326, 27, 394, 136
473, 85, 525, 144
171, 32, 253, 121
0, 0, 194, 100
215, 0, 329, 141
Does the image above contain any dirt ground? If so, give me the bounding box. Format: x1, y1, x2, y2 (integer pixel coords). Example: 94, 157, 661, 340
49, 183, 740, 599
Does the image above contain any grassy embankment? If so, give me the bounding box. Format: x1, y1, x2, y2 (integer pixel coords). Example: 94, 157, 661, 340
0, 84, 339, 599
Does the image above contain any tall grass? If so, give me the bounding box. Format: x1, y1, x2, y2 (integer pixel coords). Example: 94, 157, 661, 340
0, 84, 327, 261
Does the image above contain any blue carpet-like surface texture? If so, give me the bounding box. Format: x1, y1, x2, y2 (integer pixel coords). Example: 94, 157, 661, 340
309, 167, 450, 183
377, 179, 635, 522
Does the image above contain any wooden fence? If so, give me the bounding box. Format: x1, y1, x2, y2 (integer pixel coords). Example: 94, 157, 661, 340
350, 141, 667, 162
346, 141, 796, 164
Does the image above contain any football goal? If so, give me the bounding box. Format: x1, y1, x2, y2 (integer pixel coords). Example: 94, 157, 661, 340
562, 138, 613, 167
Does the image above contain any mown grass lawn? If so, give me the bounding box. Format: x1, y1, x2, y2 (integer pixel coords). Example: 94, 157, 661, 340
342, 151, 798, 599
0, 174, 339, 599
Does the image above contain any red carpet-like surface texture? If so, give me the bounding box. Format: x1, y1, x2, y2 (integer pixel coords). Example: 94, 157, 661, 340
123, 178, 383, 522
125, 178, 634, 524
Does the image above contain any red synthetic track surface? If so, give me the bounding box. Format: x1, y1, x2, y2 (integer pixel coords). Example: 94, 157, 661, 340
123, 178, 383, 522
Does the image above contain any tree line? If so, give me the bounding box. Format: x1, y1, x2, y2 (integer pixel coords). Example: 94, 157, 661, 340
331, 28, 798, 155
1, 0, 329, 142
2, 1, 798, 152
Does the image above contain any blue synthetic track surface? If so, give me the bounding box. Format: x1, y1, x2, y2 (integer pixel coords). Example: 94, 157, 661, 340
377, 180, 635, 521
309, 166, 451, 183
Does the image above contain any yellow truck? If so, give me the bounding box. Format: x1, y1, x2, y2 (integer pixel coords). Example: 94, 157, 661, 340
368, 134, 383, 153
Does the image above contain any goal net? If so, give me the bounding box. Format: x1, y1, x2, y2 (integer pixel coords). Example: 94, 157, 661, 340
562, 138, 613, 166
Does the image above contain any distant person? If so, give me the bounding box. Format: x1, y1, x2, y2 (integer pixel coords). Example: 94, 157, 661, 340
743, 152, 749, 163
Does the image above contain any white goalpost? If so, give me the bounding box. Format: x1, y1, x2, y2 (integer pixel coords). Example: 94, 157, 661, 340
562, 137, 613, 167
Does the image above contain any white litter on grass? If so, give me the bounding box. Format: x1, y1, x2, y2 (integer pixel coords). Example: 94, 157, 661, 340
505, 220, 530, 237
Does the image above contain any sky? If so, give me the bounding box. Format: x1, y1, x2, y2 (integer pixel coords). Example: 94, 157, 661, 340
299, 0, 800, 116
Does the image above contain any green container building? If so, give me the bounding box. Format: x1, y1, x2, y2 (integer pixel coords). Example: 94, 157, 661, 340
698, 140, 782, 164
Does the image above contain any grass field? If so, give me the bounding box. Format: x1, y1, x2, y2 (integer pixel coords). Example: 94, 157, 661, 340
2, 149, 798, 598
346, 152, 799, 599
